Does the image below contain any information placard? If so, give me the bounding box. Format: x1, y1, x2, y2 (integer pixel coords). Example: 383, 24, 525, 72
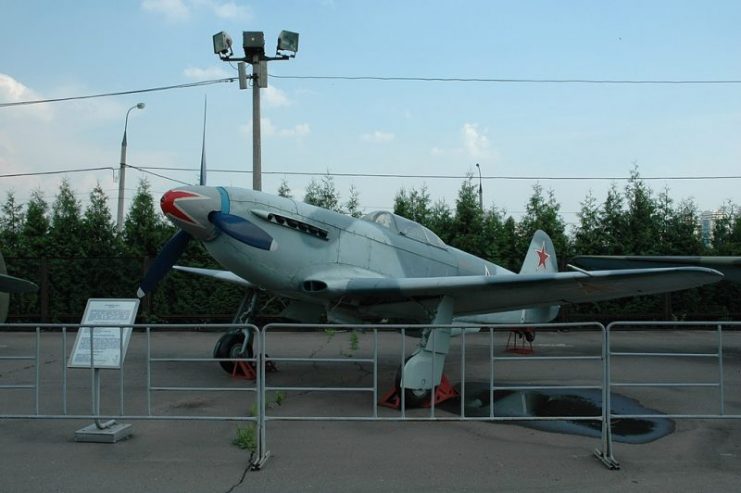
68, 299, 140, 369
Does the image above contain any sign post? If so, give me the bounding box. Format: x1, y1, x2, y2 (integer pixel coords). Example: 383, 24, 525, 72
69, 298, 139, 443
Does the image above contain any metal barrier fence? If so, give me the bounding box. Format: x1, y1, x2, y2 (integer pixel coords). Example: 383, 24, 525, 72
3, 321, 741, 470
259, 322, 610, 468
600, 321, 741, 468
0, 323, 259, 424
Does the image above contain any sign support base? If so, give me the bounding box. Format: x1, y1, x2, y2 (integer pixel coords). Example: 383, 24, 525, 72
75, 422, 132, 443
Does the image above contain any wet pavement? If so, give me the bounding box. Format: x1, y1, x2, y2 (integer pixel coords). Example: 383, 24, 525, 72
440, 383, 675, 443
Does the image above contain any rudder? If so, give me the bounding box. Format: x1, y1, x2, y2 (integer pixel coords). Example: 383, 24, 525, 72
519, 229, 558, 274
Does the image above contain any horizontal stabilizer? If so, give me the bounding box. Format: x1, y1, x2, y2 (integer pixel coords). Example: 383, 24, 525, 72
0, 273, 38, 294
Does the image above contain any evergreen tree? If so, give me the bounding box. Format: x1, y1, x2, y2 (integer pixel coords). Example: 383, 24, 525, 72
712, 202, 738, 255
426, 200, 454, 243
82, 184, 119, 257
497, 216, 520, 271
277, 179, 292, 198
394, 186, 432, 225
598, 183, 627, 254
574, 191, 602, 254
78, 184, 126, 301
46, 179, 88, 319
729, 213, 741, 254
49, 178, 84, 258
345, 185, 362, 218
449, 178, 486, 257
20, 190, 50, 257
303, 174, 341, 212
663, 197, 704, 255
123, 179, 170, 257
517, 183, 569, 261
624, 166, 659, 254
0, 191, 24, 256
481, 208, 505, 263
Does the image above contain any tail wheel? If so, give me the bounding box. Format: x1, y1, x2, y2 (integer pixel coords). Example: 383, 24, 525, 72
394, 357, 432, 408
214, 330, 253, 374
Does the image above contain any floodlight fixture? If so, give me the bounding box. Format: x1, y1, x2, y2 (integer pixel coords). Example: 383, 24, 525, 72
213, 31, 233, 57
276, 30, 299, 56
211, 28, 300, 192
243, 31, 266, 59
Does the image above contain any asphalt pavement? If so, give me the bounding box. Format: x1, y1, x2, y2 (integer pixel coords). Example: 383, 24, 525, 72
1, 327, 741, 492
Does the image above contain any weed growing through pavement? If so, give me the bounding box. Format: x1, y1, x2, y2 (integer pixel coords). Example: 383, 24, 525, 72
232, 393, 286, 453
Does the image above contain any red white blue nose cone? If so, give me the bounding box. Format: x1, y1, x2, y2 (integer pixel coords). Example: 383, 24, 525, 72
160, 186, 220, 240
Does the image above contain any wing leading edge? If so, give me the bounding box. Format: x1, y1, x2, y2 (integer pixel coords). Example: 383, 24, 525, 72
172, 264, 722, 317
173, 266, 254, 288
319, 267, 723, 316
571, 255, 741, 283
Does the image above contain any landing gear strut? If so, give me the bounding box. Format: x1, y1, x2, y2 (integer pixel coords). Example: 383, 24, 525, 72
379, 296, 459, 408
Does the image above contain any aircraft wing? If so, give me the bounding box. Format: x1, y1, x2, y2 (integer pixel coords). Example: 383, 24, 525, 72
0, 273, 38, 293
173, 266, 255, 288
320, 267, 722, 316
571, 255, 741, 283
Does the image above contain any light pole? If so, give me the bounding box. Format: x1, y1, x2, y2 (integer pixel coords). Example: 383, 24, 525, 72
213, 30, 299, 191
117, 103, 145, 233
475, 163, 483, 210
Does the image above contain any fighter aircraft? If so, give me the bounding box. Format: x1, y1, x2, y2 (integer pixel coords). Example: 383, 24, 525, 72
0, 251, 38, 323
136, 183, 723, 403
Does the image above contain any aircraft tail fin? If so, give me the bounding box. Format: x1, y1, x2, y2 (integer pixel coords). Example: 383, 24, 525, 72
519, 230, 559, 322
519, 229, 558, 274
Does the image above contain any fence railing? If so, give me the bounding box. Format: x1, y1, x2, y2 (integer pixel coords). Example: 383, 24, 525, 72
2, 321, 741, 471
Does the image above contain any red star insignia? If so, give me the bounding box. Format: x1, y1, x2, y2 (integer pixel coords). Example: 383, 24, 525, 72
535, 243, 550, 270
160, 190, 207, 225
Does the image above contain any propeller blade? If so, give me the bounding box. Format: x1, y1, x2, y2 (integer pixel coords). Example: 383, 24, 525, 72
210, 211, 276, 251
137, 230, 192, 298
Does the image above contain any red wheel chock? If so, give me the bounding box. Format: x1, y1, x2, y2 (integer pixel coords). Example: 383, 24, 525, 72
232, 361, 257, 380
378, 375, 460, 409
231, 357, 278, 381
505, 329, 534, 354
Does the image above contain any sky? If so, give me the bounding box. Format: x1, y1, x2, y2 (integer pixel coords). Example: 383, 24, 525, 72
1, 0, 740, 231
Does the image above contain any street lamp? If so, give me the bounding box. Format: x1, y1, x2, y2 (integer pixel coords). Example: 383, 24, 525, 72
117, 102, 145, 233
475, 163, 483, 210
213, 29, 299, 191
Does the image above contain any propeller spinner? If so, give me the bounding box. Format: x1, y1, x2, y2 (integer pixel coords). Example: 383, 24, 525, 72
137, 186, 276, 298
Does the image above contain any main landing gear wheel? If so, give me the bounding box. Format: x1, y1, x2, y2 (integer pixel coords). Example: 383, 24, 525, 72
214, 330, 253, 374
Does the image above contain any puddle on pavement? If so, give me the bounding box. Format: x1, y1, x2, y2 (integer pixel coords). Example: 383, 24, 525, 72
437, 382, 674, 444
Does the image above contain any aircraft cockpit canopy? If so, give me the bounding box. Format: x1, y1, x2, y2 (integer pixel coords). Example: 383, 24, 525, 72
362, 211, 446, 248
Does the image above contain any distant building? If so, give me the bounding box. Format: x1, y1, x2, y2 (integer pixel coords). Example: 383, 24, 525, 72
700, 210, 727, 246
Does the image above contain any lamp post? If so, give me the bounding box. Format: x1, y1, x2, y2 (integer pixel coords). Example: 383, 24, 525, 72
475, 163, 483, 210
213, 30, 299, 191
117, 103, 145, 233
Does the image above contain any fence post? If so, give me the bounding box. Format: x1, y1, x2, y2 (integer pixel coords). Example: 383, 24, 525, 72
595, 323, 620, 469
255, 324, 269, 469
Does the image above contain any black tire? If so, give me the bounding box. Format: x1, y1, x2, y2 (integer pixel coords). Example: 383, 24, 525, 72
213, 331, 253, 374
